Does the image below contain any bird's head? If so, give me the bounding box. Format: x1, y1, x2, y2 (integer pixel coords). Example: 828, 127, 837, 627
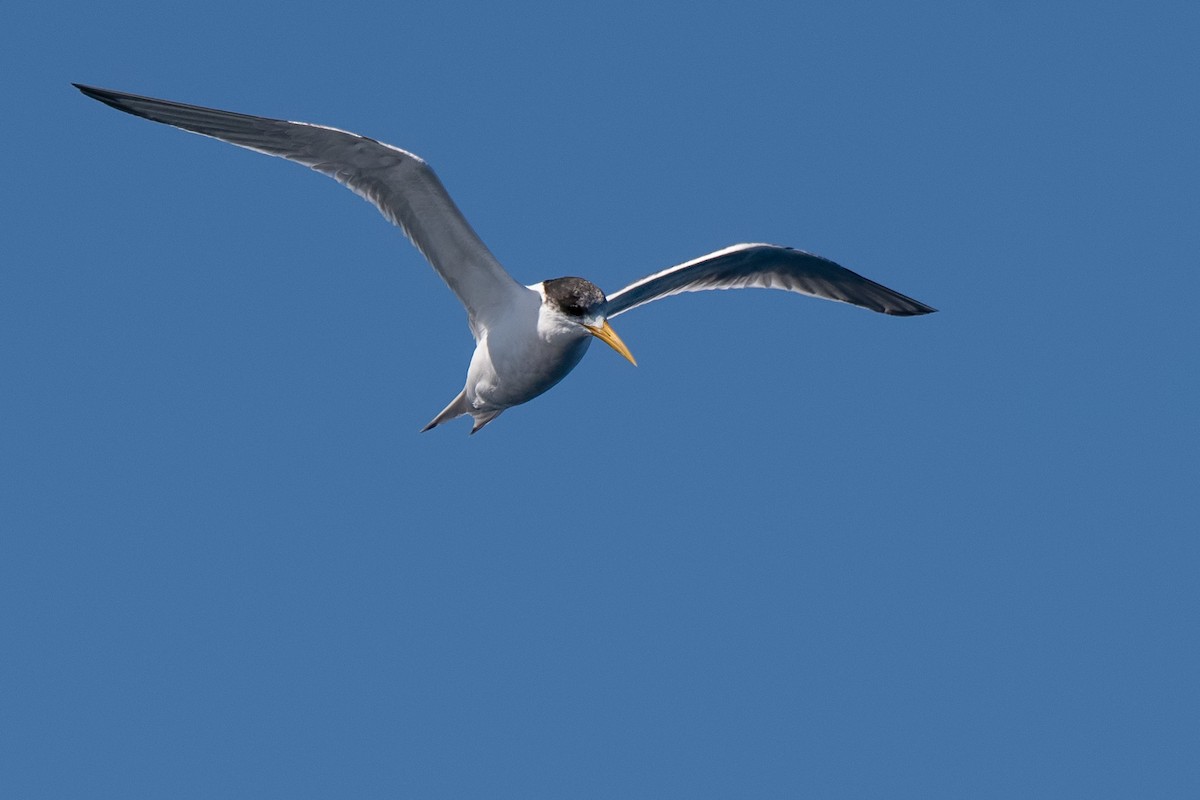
541, 277, 637, 366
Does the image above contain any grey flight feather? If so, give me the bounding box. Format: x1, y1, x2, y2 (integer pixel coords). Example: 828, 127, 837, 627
604, 243, 936, 318
73, 83, 525, 331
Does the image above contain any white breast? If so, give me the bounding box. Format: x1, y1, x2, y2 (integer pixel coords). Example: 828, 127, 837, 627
462, 285, 592, 412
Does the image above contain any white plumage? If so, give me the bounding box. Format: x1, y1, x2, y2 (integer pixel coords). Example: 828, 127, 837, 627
75, 84, 936, 434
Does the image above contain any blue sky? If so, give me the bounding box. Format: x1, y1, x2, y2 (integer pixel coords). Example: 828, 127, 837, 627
3, 1, 1198, 797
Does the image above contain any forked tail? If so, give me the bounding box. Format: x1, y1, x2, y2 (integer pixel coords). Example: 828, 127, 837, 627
421, 391, 503, 434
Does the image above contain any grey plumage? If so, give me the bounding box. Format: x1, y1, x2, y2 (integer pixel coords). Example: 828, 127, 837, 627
75, 83, 936, 434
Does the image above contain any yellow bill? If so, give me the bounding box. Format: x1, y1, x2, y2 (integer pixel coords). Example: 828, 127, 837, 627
585, 321, 637, 366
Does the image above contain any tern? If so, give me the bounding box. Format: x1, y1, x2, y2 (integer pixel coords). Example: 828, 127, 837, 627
75, 84, 936, 434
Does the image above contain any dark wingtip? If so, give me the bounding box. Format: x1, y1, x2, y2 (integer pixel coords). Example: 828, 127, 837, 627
885, 304, 938, 316
73, 83, 131, 114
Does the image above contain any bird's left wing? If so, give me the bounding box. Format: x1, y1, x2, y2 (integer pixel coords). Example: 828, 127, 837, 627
74, 84, 527, 329
604, 243, 936, 318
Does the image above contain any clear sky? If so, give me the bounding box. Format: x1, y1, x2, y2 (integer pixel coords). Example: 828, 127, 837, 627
3, 1, 1198, 797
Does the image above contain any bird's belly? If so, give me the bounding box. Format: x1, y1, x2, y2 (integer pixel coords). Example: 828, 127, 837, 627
466, 333, 591, 411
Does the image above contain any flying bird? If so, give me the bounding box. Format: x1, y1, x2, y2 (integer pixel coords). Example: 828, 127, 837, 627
75, 84, 936, 434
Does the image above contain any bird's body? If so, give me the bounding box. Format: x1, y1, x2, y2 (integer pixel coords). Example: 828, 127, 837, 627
75, 84, 936, 434
430, 281, 595, 432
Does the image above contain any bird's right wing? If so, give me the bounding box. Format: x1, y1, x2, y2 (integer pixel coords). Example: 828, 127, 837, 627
604, 243, 936, 318
74, 84, 526, 329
